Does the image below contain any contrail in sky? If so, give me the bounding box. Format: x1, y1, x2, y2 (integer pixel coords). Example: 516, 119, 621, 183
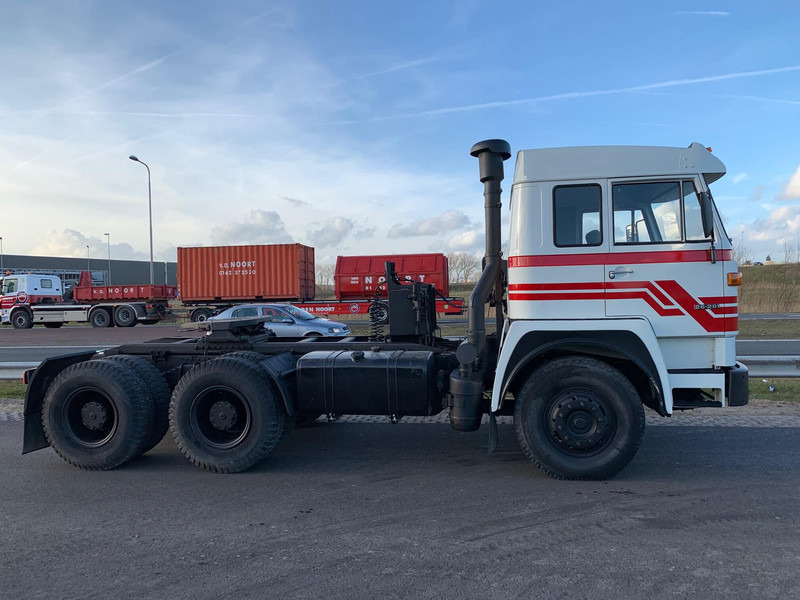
343, 64, 800, 122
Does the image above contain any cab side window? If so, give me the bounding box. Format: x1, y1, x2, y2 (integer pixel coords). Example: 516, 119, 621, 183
40, 279, 53, 289
613, 182, 682, 244
553, 184, 602, 247
3, 279, 18, 294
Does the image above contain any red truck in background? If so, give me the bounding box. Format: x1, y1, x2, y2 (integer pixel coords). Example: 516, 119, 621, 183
178, 245, 465, 322
0, 270, 175, 328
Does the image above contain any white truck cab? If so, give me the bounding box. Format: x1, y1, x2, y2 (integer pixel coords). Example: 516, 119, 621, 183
493, 143, 745, 418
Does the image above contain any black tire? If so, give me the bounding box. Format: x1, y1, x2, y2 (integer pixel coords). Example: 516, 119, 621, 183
191, 308, 213, 322
294, 412, 322, 427
114, 305, 137, 328
11, 309, 33, 329
369, 301, 389, 325
44, 322, 64, 329
513, 356, 645, 480
41, 360, 152, 470
169, 356, 285, 473
222, 351, 293, 444
90, 308, 113, 328
105, 355, 171, 454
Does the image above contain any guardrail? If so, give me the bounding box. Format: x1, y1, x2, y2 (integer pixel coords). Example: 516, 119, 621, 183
1, 356, 798, 381
0, 363, 40, 381
739, 356, 800, 378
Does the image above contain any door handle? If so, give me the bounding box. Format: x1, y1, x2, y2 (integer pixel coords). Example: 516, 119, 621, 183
608, 268, 633, 279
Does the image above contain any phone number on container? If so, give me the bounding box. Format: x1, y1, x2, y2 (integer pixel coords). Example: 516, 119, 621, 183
218, 270, 257, 276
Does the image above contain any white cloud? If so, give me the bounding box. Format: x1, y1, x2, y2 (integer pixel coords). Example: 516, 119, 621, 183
732, 173, 748, 184
780, 165, 800, 200
30, 229, 148, 260
306, 217, 354, 248
388, 210, 471, 238
210, 210, 294, 245
442, 229, 484, 252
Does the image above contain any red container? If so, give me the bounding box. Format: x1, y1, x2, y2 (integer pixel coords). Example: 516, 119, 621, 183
177, 244, 315, 302
73, 284, 176, 302
334, 253, 450, 300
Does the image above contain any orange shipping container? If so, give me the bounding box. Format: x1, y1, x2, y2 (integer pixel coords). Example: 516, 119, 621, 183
177, 244, 315, 302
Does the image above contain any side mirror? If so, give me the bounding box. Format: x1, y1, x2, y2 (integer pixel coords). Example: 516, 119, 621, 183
699, 191, 715, 239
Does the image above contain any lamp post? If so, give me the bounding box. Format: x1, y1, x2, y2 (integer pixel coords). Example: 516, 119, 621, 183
128, 155, 154, 285
0, 236, 3, 274
86, 244, 90, 273
104, 233, 111, 285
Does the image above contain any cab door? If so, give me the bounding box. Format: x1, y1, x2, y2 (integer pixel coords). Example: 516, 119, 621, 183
604, 178, 725, 339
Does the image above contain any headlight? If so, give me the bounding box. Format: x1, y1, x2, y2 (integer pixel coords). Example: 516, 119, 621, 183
328, 327, 341, 333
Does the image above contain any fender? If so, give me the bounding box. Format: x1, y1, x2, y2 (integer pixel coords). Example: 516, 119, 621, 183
22, 351, 97, 454
492, 318, 674, 415
259, 352, 298, 416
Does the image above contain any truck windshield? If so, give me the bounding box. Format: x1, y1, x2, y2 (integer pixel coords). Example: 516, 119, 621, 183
283, 305, 316, 321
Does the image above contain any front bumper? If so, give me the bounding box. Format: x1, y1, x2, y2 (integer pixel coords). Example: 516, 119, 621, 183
726, 362, 749, 407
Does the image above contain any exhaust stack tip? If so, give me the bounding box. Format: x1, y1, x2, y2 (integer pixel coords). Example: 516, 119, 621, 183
470, 139, 511, 183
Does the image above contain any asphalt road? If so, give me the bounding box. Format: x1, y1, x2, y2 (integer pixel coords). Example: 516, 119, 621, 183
2, 419, 799, 600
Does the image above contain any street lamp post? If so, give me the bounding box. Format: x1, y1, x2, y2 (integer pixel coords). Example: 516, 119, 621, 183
86, 245, 90, 273
104, 233, 111, 285
0, 236, 3, 274
128, 155, 155, 285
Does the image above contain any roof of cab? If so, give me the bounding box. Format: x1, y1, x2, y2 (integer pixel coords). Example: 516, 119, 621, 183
513, 142, 726, 185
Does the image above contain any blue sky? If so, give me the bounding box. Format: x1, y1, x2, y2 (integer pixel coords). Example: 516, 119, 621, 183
1, 0, 799, 265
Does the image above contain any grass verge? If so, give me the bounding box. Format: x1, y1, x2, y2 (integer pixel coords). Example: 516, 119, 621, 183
0, 380, 27, 399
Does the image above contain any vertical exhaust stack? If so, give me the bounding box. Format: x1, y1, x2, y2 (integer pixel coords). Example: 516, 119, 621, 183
448, 139, 511, 432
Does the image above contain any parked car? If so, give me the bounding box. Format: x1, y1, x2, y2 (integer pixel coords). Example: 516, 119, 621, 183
207, 303, 351, 337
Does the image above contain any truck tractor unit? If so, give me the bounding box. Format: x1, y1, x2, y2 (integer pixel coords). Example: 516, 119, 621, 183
1, 271, 175, 329
21, 139, 748, 480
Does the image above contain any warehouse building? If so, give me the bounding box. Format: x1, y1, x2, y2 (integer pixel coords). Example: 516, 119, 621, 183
1, 253, 177, 287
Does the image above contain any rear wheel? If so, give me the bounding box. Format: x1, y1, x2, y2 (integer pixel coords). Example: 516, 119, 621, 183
169, 356, 285, 473
114, 305, 137, 327
41, 360, 151, 470
11, 310, 33, 329
513, 356, 645, 480
90, 308, 113, 328
105, 355, 171, 454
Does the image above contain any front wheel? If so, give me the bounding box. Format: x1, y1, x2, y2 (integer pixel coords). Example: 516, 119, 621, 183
11, 310, 33, 329
191, 308, 213, 322
514, 356, 645, 480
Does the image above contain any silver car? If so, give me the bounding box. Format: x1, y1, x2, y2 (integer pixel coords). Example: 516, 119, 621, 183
207, 303, 350, 337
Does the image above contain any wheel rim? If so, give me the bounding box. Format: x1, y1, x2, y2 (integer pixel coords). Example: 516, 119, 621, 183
14, 314, 28, 327
543, 388, 617, 457
189, 386, 252, 449
118, 308, 132, 324
61, 388, 118, 448
94, 312, 106, 325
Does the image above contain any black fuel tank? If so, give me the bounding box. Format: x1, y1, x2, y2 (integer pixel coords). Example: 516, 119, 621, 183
296, 349, 442, 417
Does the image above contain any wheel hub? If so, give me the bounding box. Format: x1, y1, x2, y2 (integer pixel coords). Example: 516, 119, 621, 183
209, 401, 238, 431
546, 392, 615, 455
80, 401, 108, 430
